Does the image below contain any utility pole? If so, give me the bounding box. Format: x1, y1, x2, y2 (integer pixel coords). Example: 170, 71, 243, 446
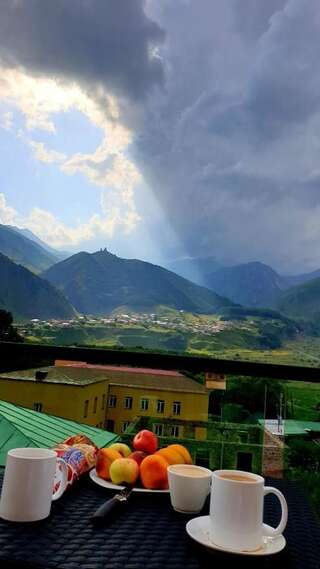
263, 384, 267, 422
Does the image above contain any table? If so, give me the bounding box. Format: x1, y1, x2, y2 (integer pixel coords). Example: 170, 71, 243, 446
0, 474, 319, 569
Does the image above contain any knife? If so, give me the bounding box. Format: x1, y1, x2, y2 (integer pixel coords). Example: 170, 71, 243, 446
91, 486, 133, 526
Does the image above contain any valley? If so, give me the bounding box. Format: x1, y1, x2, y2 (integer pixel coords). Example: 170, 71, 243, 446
17, 308, 317, 367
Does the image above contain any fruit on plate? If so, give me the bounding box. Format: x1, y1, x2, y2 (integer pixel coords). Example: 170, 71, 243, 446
140, 454, 168, 489
128, 450, 147, 466
108, 443, 131, 457
166, 444, 192, 465
109, 458, 139, 485
96, 448, 122, 480
133, 429, 158, 454
155, 447, 185, 465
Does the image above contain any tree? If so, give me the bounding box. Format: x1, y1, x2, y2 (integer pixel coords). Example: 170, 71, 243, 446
223, 376, 284, 417
0, 310, 23, 342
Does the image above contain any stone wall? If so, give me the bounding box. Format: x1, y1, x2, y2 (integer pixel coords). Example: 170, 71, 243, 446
262, 429, 286, 478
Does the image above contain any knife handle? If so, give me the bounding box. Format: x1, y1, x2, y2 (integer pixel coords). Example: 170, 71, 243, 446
91, 497, 125, 526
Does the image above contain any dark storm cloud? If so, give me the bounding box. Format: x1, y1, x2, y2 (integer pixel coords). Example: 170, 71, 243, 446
0, 0, 164, 99
234, 0, 287, 41
1, 0, 320, 272
134, 0, 320, 273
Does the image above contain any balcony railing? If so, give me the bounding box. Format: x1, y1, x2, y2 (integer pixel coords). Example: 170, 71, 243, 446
1, 340, 320, 382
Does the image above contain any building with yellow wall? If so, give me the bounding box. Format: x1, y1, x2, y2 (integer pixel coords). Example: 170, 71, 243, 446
104, 370, 208, 436
0, 364, 209, 436
0, 367, 108, 428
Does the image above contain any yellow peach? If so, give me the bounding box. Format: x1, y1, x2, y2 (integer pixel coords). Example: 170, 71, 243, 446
96, 448, 122, 480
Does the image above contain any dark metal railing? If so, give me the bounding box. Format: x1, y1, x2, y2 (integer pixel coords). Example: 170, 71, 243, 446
0, 341, 319, 382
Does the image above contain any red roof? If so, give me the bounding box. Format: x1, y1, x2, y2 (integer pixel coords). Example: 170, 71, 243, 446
55, 360, 183, 377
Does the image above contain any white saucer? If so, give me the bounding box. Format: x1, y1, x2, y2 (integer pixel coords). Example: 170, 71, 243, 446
186, 516, 286, 556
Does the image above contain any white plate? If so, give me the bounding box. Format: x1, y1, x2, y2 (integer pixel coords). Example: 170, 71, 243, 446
89, 468, 169, 493
186, 516, 286, 556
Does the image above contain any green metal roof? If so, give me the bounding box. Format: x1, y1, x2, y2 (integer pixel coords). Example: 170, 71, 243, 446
283, 420, 320, 436
259, 418, 320, 436
0, 400, 119, 466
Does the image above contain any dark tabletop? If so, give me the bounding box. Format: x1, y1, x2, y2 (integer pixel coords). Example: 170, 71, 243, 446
0, 474, 319, 569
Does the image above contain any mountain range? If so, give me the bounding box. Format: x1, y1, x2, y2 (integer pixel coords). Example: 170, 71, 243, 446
205, 261, 320, 313
1, 223, 320, 322
42, 249, 233, 315
0, 252, 76, 320
0, 224, 62, 274
165, 255, 222, 286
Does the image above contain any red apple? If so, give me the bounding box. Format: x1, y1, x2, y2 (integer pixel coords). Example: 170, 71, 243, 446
128, 450, 147, 466
133, 429, 158, 454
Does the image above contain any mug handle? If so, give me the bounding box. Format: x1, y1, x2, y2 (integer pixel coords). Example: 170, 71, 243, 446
52, 458, 68, 501
263, 486, 288, 537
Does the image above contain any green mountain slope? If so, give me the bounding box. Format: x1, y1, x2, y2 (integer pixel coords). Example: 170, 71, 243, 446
165, 255, 223, 286
9, 226, 69, 261
0, 253, 76, 320
42, 249, 234, 315
277, 277, 320, 321
0, 224, 60, 273
206, 262, 288, 308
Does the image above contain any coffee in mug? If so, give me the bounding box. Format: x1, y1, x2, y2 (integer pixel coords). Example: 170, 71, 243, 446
210, 469, 288, 552
168, 464, 212, 513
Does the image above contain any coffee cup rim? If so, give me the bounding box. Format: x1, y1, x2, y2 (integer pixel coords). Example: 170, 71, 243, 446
8, 448, 57, 460
213, 470, 264, 484
168, 464, 212, 478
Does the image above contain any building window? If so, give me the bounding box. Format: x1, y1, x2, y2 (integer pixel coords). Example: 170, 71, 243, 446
84, 400, 89, 418
157, 399, 165, 413
140, 398, 149, 411
170, 425, 180, 438
101, 393, 105, 410
173, 401, 181, 416
33, 402, 42, 412
108, 395, 117, 408
122, 422, 130, 432
154, 424, 164, 436
124, 396, 133, 409
93, 396, 98, 413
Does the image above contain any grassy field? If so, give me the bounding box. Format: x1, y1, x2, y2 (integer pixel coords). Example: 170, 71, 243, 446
285, 381, 320, 421
22, 311, 320, 368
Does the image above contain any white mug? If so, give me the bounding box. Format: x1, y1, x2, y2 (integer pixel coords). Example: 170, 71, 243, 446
210, 470, 288, 552
168, 464, 212, 513
0, 448, 68, 522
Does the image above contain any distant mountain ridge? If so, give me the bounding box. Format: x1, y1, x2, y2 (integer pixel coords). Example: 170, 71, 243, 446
276, 277, 320, 321
42, 249, 234, 315
165, 255, 223, 286
9, 226, 69, 261
0, 253, 76, 320
0, 224, 61, 273
206, 261, 320, 310
206, 262, 288, 308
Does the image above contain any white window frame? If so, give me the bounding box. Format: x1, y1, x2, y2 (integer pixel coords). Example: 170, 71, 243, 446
140, 398, 149, 411
173, 401, 181, 416
122, 421, 130, 432
170, 425, 180, 437
154, 423, 164, 436
33, 402, 43, 412
108, 395, 117, 408
124, 396, 133, 409
157, 399, 165, 413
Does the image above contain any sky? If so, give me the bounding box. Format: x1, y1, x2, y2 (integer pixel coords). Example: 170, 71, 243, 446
0, 0, 319, 273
